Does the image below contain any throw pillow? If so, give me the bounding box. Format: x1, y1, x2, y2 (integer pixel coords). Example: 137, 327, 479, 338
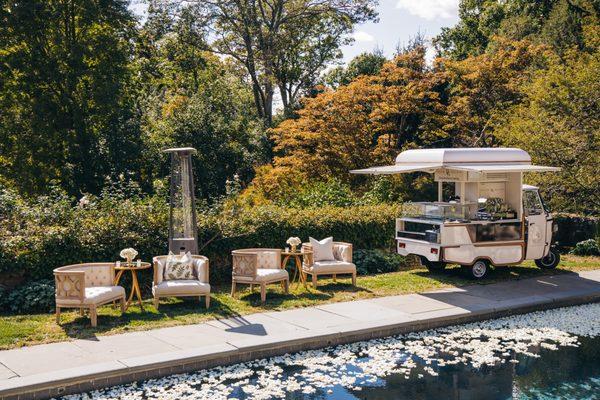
164, 252, 196, 281
309, 237, 335, 261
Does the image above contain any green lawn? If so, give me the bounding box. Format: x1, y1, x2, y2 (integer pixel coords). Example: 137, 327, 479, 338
0, 255, 598, 350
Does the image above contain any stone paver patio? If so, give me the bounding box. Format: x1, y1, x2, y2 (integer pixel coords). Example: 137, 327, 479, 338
1, 270, 599, 400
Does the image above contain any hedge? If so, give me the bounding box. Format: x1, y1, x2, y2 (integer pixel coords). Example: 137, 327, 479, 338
0, 194, 401, 287
553, 214, 599, 248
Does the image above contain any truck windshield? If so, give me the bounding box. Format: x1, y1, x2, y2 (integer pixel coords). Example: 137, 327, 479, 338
523, 190, 545, 216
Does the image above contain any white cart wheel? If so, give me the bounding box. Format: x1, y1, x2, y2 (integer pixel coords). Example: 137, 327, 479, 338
468, 260, 489, 279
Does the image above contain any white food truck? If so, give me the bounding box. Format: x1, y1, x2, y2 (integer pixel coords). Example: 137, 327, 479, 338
351, 148, 561, 279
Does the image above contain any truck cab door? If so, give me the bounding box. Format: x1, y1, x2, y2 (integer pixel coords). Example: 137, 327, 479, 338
523, 189, 548, 260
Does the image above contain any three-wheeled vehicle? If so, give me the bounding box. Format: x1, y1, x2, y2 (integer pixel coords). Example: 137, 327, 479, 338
351, 148, 561, 279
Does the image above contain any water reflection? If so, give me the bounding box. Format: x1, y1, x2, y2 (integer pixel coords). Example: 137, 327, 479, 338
350, 337, 599, 400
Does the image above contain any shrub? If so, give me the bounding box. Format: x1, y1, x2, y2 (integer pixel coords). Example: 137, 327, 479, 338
553, 214, 599, 248
0, 280, 55, 314
570, 239, 600, 256
280, 178, 358, 208
353, 249, 409, 275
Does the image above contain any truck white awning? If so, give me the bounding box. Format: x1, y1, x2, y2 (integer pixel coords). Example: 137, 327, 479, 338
350, 163, 560, 175
351, 148, 560, 175
350, 164, 443, 175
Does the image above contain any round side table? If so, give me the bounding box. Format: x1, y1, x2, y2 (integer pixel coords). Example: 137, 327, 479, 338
281, 251, 311, 288
114, 262, 151, 311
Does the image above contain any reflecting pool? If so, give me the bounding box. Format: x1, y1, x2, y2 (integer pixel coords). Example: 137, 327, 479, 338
60, 303, 600, 400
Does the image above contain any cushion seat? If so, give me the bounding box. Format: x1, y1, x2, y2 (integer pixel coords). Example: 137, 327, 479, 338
305, 260, 356, 275
235, 268, 289, 283
153, 280, 211, 296
58, 286, 125, 306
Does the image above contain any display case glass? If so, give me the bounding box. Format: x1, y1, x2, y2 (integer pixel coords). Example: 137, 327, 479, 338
402, 202, 478, 222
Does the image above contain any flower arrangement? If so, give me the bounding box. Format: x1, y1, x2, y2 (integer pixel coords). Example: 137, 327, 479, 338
119, 248, 138, 265
286, 237, 301, 252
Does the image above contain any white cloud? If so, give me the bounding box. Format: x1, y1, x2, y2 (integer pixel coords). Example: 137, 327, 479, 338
396, 0, 459, 20
353, 31, 375, 42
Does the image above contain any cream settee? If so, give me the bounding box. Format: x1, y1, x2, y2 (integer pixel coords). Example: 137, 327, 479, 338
301, 241, 357, 287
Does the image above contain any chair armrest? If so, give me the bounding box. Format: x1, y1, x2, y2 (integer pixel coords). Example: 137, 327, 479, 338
333, 243, 353, 263
301, 244, 314, 269
54, 271, 85, 302
194, 258, 209, 283
153, 260, 161, 286
232, 253, 257, 278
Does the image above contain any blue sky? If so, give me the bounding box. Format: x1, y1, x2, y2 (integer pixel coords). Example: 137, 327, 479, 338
129, 0, 460, 64
343, 0, 460, 62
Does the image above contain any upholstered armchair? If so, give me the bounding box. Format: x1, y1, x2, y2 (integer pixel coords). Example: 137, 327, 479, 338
152, 255, 211, 309
301, 242, 357, 287
231, 248, 289, 304
54, 263, 126, 327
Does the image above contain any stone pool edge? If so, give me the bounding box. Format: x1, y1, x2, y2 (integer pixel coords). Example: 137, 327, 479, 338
1, 290, 599, 400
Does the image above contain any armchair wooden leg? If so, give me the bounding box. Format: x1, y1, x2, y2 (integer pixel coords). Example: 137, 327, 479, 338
312, 273, 318, 288
284, 279, 289, 294
333, 274, 337, 283
260, 283, 266, 304
352, 272, 357, 286
90, 307, 97, 327
205, 295, 210, 308
80, 308, 84, 316
120, 296, 126, 313
231, 281, 237, 297
153, 297, 159, 310
250, 284, 254, 292
55, 307, 61, 325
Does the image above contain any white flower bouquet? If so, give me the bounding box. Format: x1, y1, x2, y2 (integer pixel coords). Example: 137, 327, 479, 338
119, 248, 138, 264
286, 237, 301, 252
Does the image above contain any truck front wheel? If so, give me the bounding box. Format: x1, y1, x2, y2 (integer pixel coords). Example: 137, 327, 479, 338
535, 248, 560, 269
420, 256, 447, 272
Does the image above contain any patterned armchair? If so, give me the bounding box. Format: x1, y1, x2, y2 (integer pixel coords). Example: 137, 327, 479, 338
152, 255, 211, 309
301, 242, 356, 287
231, 248, 289, 304
54, 263, 126, 327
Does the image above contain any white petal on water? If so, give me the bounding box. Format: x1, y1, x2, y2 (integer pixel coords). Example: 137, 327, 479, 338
58, 303, 600, 400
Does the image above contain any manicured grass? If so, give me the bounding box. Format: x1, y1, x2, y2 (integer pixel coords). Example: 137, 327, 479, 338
0, 255, 598, 350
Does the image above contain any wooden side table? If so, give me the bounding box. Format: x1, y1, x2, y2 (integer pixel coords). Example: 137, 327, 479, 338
114, 262, 151, 311
281, 251, 311, 288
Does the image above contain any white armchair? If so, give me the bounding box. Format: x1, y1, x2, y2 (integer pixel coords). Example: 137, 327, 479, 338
231, 248, 289, 304
152, 255, 211, 309
54, 263, 126, 327
302, 241, 357, 287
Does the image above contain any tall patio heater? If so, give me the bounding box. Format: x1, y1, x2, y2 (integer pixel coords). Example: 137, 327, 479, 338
164, 147, 198, 254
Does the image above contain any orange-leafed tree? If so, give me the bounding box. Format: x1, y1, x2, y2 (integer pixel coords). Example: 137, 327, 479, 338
443, 39, 551, 146
257, 49, 448, 197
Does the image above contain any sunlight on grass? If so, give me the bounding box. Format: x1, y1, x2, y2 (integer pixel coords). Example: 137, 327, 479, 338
0, 255, 597, 350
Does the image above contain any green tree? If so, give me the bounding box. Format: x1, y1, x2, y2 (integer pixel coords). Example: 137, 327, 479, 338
194, 0, 378, 124
434, 0, 600, 59
0, 0, 141, 195
135, 7, 267, 201
324, 49, 387, 89
495, 48, 600, 214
